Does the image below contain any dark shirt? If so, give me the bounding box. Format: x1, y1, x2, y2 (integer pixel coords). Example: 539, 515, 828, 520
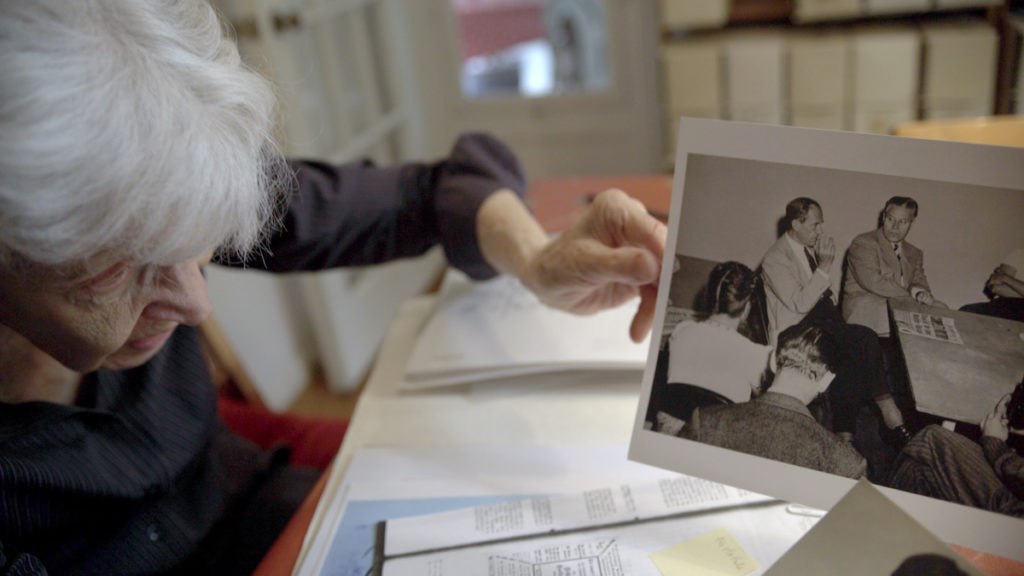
0, 133, 525, 575
680, 392, 867, 479
980, 436, 1024, 501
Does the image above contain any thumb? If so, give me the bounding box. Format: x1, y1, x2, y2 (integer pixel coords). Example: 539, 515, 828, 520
629, 283, 659, 343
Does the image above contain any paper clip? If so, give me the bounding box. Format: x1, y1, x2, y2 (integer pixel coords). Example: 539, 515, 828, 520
785, 504, 825, 518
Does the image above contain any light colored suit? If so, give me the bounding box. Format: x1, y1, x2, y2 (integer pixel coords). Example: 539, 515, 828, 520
761, 234, 834, 346
842, 228, 929, 335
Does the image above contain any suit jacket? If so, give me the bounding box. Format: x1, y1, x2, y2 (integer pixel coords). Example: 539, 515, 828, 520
761, 234, 835, 346
680, 392, 867, 478
842, 229, 929, 335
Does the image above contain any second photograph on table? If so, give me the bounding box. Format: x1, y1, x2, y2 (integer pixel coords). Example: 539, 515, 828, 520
629, 118, 1024, 560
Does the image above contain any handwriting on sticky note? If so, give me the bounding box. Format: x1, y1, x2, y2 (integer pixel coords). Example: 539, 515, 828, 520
650, 527, 759, 576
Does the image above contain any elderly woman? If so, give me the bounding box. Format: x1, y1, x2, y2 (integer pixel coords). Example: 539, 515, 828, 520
0, 2, 666, 574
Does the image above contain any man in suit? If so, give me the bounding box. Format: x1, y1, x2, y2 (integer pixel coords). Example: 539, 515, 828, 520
761, 198, 838, 345
679, 324, 867, 478
843, 196, 942, 336
761, 198, 909, 444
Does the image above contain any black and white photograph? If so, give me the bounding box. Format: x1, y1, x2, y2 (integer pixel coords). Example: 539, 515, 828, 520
765, 479, 986, 576
629, 118, 1024, 559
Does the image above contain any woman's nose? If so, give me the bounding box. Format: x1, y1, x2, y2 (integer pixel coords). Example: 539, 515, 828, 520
145, 261, 213, 325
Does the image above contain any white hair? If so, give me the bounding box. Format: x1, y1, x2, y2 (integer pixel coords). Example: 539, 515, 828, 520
0, 0, 286, 270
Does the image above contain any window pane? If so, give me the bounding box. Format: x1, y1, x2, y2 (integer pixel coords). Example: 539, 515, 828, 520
450, 0, 609, 99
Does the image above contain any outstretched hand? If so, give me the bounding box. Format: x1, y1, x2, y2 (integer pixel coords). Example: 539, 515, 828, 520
518, 189, 667, 343
981, 394, 1010, 441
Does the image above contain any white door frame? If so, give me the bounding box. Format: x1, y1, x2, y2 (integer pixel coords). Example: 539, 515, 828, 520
405, 0, 663, 178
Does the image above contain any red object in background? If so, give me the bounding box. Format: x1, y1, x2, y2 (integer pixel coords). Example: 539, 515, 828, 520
217, 396, 348, 472
452, 0, 545, 59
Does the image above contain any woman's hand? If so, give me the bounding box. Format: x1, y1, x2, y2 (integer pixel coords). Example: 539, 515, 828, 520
477, 188, 667, 343
981, 394, 1011, 442
518, 189, 666, 342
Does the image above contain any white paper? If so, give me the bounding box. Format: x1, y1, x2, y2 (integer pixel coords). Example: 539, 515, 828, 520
892, 309, 963, 344
766, 479, 986, 575
383, 475, 773, 557
381, 503, 814, 576
295, 444, 679, 576
403, 271, 649, 389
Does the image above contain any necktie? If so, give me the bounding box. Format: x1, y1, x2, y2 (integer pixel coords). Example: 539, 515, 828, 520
893, 243, 904, 286
805, 247, 818, 273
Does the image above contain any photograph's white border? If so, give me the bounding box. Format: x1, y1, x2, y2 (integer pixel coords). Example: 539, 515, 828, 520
628, 118, 1024, 560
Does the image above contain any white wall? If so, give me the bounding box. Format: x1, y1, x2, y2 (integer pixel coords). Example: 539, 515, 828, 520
673, 153, 1024, 310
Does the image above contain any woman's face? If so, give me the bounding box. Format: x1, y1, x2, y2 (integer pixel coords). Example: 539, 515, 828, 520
0, 251, 214, 372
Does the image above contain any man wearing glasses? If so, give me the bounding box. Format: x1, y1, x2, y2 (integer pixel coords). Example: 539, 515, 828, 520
842, 196, 944, 337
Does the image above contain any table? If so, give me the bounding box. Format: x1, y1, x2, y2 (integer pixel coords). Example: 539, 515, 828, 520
890, 299, 1024, 424
279, 296, 1024, 576
255, 176, 1024, 576
252, 174, 672, 576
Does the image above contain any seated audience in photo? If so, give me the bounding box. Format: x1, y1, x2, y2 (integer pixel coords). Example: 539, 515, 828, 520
649, 261, 772, 434
888, 385, 1024, 518
842, 196, 945, 337
667, 261, 773, 403
761, 197, 909, 444
960, 248, 1024, 322
678, 324, 868, 479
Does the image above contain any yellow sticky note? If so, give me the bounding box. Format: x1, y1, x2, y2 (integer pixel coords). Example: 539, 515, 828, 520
650, 527, 759, 576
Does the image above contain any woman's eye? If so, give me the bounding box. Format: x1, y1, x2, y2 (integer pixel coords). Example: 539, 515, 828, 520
87, 263, 131, 291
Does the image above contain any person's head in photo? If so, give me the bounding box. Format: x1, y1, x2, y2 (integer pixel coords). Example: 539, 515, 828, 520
890, 553, 968, 576
775, 324, 836, 381
702, 261, 756, 322
784, 197, 824, 248
879, 196, 919, 245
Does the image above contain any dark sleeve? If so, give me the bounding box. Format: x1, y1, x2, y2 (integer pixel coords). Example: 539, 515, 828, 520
224, 132, 526, 280
0, 541, 48, 576
980, 436, 1024, 500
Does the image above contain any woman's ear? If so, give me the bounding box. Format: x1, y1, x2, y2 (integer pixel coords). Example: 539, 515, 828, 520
817, 370, 836, 392
741, 300, 751, 320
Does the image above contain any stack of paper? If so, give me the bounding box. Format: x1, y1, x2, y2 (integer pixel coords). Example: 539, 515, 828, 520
789, 32, 852, 130
724, 32, 787, 125
851, 27, 921, 134
662, 38, 724, 159
377, 476, 791, 576
793, 0, 862, 23
402, 271, 650, 389
660, 0, 729, 30
921, 22, 998, 120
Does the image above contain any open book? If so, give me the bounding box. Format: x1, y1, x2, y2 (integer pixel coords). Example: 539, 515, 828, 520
402, 270, 650, 390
